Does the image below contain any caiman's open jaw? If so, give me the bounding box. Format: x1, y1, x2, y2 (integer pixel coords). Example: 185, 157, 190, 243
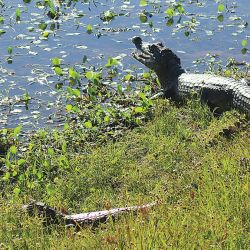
132, 36, 167, 71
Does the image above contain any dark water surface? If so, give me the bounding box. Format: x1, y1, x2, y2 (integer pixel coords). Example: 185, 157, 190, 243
0, 0, 249, 130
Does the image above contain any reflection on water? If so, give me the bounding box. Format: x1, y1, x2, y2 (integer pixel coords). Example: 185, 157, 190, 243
0, 0, 249, 129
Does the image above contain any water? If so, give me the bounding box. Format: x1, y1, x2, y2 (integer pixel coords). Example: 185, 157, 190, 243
0, 0, 249, 130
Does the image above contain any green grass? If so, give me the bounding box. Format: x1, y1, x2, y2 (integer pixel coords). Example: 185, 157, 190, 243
1, 99, 249, 249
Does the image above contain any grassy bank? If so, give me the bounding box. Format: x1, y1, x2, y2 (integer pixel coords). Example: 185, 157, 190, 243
1, 99, 249, 249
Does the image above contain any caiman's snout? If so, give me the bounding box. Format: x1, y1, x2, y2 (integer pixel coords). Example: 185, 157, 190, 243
131, 36, 158, 70
132, 37, 163, 56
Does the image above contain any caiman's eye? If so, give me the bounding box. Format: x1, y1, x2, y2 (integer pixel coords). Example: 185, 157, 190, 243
156, 42, 163, 47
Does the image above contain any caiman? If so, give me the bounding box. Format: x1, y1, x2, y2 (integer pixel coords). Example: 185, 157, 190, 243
132, 36, 250, 116
23, 201, 156, 228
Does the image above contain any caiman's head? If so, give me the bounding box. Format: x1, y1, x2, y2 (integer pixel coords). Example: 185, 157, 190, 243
132, 36, 184, 93
23, 201, 63, 224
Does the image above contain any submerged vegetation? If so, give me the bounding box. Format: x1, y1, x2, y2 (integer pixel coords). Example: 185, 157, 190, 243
0, 0, 249, 249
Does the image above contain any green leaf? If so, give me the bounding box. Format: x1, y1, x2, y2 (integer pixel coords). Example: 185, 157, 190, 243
134, 107, 144, 113
0, 16, 4, 24
2, 172, 10, 181
165, 8, 174, 17
124, 74, 132, 81
62, 142, 67, 153
15, 8, 21, 21
64, 123, 69, 130
48, 148, 54, 156
42, 31, 50, 38
85, 71, 94, 79
241, 48, 247, 54
224, 70, 231, 77
117, 85, 123, 94
241, 39, 248, 47
104, 115, 110, 123
72, 88, 81, 97
54, 67, 63, 75
69, 68, 80, 79
13, 187, 21, 196
12, 171, 18, 177
144, 85, 151, 92
66, 86, 73, 95
139, 0, 148, 7
23, 92, 31, 101
38, 22, 47, 30
17, 159, 26, 166
166, 18, 174, 26
7, 47, 13, 54
218, 4, 225, 12
18, 174, 25, 181
139, 13, 148, 23
72, 106, 80, 113
177, 5, 185, 14
43, 160, 49, 168
37, 171, 43, 180
87, 24, 93, 34
0, 29, 6, 35
105, 57, 118, 68
46, 183, 56, 195
84, 121, 93, 129
59, 155, 69, 168
52, 57, 60, 66
217, 14, 224, 22
139, 92, 146, 100
142, 72, 150, 78
13, 125, 22, 136
10, 145, 17, 154
16, 8, 20, 17
66, 104, 73, 111
1, 129, 7, 135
